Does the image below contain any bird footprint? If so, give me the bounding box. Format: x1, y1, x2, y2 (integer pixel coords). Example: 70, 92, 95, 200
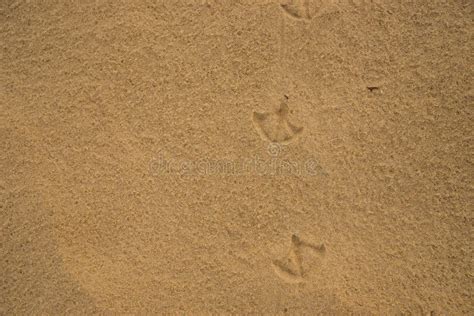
280, 0, 312, 19
252, 96, 303, 144
272, 234, 325, 283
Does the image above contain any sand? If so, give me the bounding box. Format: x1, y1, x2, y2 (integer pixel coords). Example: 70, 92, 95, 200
1, 0, 473, 314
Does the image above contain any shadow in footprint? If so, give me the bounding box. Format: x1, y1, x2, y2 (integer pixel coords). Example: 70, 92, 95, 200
253, 96, 303, 144
280, 0, 312, 19
272, 234, 325, 283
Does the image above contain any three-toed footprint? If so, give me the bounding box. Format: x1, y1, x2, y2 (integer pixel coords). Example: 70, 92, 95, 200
252, 96, 303, 145
272, 234, 325, 283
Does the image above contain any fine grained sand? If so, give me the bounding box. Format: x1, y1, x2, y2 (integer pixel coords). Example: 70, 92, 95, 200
1, 0, 472, 314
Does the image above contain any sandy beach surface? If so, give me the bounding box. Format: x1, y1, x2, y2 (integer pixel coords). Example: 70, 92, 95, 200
1, 0, 473, 314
